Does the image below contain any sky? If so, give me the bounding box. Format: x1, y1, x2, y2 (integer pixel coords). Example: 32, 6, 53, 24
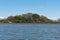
0, 0, 60, 20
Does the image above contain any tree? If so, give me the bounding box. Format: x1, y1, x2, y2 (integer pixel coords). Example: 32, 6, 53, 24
14, 15, 23, 23
22, 13, 33, 23
40, 15, 53, 23
7, 16, 14, 22
32, 14, 40, 23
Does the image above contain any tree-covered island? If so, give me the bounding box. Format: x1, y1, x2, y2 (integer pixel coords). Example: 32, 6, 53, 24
0, 13, 59, 23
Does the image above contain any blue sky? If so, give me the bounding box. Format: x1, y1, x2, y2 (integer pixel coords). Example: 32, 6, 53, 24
0, 0, 60, 20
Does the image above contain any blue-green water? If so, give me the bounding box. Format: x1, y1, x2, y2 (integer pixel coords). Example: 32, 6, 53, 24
0, 24, 60, 40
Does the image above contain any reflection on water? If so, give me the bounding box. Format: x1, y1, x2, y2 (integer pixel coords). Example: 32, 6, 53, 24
0, 24, 60, 40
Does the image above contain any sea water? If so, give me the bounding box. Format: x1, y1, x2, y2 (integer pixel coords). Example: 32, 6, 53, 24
0, 24, 60, 40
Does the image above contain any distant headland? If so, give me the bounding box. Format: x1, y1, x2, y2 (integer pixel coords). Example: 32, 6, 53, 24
0, 13, 60, 23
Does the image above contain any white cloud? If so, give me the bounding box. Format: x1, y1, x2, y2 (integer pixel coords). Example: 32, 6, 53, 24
0, 17, 6, 19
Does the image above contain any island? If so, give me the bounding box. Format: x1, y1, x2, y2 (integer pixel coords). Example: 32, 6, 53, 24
0, 13, 60, 24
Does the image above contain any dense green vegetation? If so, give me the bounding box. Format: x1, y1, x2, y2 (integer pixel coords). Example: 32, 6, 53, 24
0, 13, 57, 23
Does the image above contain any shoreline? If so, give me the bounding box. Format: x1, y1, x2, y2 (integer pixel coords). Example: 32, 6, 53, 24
0, 22, 60, 24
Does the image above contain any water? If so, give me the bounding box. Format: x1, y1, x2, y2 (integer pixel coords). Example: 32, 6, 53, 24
0, 24, 60, 40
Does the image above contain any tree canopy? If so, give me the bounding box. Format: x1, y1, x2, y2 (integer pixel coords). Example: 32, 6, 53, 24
0, 13, 54, 23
